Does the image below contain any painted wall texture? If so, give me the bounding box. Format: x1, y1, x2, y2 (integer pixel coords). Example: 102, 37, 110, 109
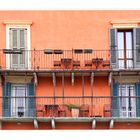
0, 10, 140, 129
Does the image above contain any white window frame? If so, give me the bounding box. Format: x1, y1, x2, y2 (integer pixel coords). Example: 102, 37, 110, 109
119, 84, 136, 118
6, 25, 31, 69
11, 84, 28, 117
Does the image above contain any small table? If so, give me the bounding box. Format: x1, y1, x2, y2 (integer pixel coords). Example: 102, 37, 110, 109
61, 58, 72, 69
44, 105, 59, 117
92, 58, 103, 69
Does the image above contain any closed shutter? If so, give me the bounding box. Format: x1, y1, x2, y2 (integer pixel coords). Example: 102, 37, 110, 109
133, 28, 140, 68
112, 82, 119, 117
135, 83, 140, 117
28, 83, 35, 117
2, 82, 11, 117
110, 28, 118, 69
19, 29, 27, 68
10, 29, 18, 67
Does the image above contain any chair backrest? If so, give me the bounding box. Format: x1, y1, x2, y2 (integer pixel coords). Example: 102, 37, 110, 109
104, 104, 111, 111
80, 104, 89, 110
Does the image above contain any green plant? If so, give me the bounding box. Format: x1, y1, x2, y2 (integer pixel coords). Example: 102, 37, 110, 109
67, 104, 80, 109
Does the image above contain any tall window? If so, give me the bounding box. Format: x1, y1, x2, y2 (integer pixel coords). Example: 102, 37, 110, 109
8, 28, 28, 69
119, 84, 136, 117
117, 30, 133, 69
11, 84, 28, 117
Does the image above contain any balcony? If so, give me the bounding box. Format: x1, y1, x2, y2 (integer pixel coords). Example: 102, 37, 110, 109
1, 96, 139, 118
1, 96, 139, 129
0, 49, 139, 75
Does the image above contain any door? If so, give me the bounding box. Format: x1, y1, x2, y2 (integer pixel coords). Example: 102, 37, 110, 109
117, 30, 133, 69
11, 84, 28, 117
9, 28, 28, 69
119, 84, 136, 117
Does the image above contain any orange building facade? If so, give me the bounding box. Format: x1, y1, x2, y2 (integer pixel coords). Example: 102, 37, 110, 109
0, 10, 140, 129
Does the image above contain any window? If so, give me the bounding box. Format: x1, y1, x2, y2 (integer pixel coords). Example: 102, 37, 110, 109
117, 30, 133, 69
6, 26, 30, 69
110, 28, 140, 69
119, 84, 136, 117
11, 84, 28, 117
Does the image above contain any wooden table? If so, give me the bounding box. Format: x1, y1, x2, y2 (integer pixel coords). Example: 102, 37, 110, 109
92, 58, 103, 69
44, 105, 59, 117
61, 58, 72, 69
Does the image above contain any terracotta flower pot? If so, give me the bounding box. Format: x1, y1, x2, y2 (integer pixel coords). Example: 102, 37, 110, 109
71, 108, 79, 117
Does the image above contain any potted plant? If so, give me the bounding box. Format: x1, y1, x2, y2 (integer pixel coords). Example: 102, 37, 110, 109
67, 104, 80, 117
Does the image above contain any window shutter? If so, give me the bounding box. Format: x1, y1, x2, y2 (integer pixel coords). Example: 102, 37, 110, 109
133, 28, 140, 68
11, 29, 18, 49
2, 82, 11, 117
28, 83, 35, 117
135, 83, 140, 117
112, 82, 119, 117
110, 28, 118, 69
20, 29, 27, 68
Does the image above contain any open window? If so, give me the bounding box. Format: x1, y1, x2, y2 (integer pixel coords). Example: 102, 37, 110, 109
110, 28, 140, 69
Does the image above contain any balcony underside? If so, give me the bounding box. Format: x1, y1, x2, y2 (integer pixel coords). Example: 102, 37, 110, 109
1, 117, 140, 129
1, 69, 140, 77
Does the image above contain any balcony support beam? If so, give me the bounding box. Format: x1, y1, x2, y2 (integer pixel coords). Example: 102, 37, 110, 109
33, 119, 38, 129
109, 119, 114, 129
108, 72, 112, 86
92, 119, 96, 129
71, 72, 74, 86
91, 72, 94, 85
51, 118, 55, 129
33, 72, 38, 86
82, 73, 84, 99
62, 73, 64, 105
52, 73, 56, 104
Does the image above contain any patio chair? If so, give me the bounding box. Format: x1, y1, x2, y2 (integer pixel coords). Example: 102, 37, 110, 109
58, 105, 67, 117
36, 105, 45, 117
79, 104, 89, 117
104, 104, 111, 117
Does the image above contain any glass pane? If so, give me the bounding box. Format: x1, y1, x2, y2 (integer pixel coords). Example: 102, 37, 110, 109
118, 60, 124, 69
127, 60, 133, 68
117, 32, 124, 59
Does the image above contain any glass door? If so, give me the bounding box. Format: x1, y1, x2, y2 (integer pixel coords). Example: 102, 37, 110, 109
11, 84, 28, 117
119, 84, 136, 117
117, 30, 133, 69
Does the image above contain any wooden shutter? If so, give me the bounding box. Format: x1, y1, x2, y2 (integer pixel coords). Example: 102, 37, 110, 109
28, 83, 35, 117
112, 82, 119, 117
2, 82, 11, 117
133, 28, 140, 68
9, 29, 18, 67
135, 83, 140, 117
20, 29, 28, 68
110, 28, 118, 69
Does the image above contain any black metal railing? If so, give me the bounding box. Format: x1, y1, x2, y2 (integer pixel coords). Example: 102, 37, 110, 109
0, 96, 140, 118
0, 49, 139, 70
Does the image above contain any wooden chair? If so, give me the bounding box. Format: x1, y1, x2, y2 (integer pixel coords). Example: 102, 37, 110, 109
104, 104, 111, 117
84, 60, 92, 68
36, 105, 45, 117
79, 104, 89, 117
58, 105, 67, 117
54, 61, 61, 68
73, 60, 80, 69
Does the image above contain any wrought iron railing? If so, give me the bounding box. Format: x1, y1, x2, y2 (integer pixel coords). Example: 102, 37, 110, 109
0, 96, 140, 118
0, 49, 139, 70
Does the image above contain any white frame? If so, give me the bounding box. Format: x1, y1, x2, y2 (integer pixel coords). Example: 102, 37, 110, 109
6, 25, 31, 69
119, 84, 136, 118
11, 84, 28, 117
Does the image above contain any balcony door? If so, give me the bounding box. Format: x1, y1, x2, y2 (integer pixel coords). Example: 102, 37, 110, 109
117, 30, 133, 69
11, 84, 28, 117
8, 28, 28, 69
119, 84, 136, 117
